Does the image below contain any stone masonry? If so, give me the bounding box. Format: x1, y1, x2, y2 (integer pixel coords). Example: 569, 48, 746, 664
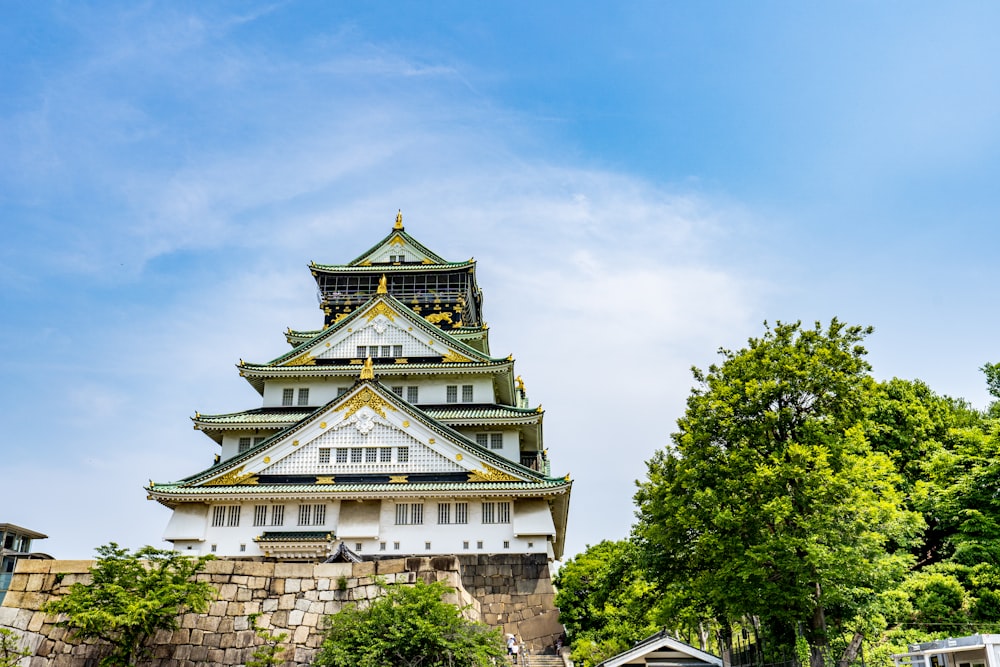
0, 554, 562, 666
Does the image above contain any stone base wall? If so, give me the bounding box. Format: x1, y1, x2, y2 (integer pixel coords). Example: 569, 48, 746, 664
0, 554, 562, 666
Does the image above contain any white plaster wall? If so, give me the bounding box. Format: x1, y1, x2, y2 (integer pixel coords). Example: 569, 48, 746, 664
165, 499, 552, 558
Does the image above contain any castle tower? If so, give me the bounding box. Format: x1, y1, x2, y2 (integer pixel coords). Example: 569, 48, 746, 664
147, 213, 571, 562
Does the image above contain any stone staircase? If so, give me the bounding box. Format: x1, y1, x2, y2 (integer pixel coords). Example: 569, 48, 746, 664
523, 653, 566, 667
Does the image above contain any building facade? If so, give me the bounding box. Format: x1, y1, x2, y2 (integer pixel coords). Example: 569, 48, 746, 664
0, 524, 49, 604
148, 213, 571, 562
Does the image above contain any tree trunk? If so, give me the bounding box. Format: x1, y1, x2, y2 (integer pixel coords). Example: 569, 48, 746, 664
838, 632, 864, 667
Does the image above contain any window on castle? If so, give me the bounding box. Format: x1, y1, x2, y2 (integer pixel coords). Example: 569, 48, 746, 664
313, 504, 326, 525
337, 387, 348, 397
381, 345, 391, 357
438, 503, 451, 524
298, 505, 311, 526
227, 506, 241, 527
446, 385, 458, 403
394, 345, 403, 357
380, 447, 392, 463
350, 448, 363, 463
365, 448, 378, 463
406, 386, 418, 402
475, 433, 504, 450
397, 447, 409, 463
481, 501, 509, 524
380, 542, 386, 552
455, 502, 468, 524
271, 505, 284, 526
395, 503, 424, 525
318, 448, 331, 464
297, 388, 309, 406
462, 385, 473, 402
463, 541, 469, 550
391, 386, 404, 397
238, 437, 252, 453
425, 542, 432, 550
212, 506, 226, 527
282, 388, 294, 406
503, 541, 510, 549
336, 448, 348, 463
356, 346, 366, 357
254, 436, 265, 446
253, 505, 267, 527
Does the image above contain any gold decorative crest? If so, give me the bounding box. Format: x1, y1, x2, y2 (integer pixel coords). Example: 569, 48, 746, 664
284, 354, 315, 367
425, 312, 454, 325
377, 275, 388, 294
365, 302, 397, 322
389, 234, 405, 246
441, 349, 473, 363
389, 475, 409, 484
204, 466, 259, 486
316, 476, 335, 485
467, 464, 520, 483
359, 357, 374, 380
336, 387, 395, 420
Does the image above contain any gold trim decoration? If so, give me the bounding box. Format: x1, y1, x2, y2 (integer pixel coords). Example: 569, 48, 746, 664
394, 358, 408, 364
320, 422, 327, 429
359, 260, 372, 267
441, 349, 473, 363
425, 312, 454, 325
284, 354, 316, 367
394, 210, 403, 229
467, 464, 520, 483
389, 475, 408, 484
455, 453, 463, 461
316, 476, 335, 485
402, 420, 410, 427
515, 375, 525, 392
359, 357, 375, 380
204, 466, 259, 486
365, 301, 396, 322
421, 258, 434, 264
293, 440, 299, 446
428, 438, 435, 444
263, 457, 270, 463
389, 234, 405, 246
377, 274, 388, 294
336, 387, 395, 420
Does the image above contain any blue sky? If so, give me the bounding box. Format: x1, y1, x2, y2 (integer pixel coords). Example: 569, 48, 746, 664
2, 2, 998, 560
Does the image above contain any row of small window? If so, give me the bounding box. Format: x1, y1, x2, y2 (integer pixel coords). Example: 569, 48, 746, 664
210, 501, 511, 528
447, 385, 474, 403
281, 388, 310, 407
358, 345, 404, 358
211, 504, 326, 528
209, 540, 533, 553
318, 446, 409, 464
475, 433, 504, 450
395, 501, 510, 525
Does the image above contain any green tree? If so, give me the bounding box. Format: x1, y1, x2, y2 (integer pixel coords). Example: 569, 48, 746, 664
633, 320, 922, 664
42, 543, 215, 667
0, 628, 30, 667
315, 578, 505, 667
554, 540, 660, 667
247, 613, 288, 667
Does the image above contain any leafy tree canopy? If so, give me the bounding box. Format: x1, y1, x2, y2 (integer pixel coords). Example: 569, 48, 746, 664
633, 320, 923, 655
315, 578, 506, 667
42, 543, 215, 667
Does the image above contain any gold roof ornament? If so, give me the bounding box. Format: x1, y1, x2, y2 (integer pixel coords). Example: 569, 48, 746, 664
377, 274, 388, 294
394, 209, 403, 230
515, 375, 525, 392
360, 356, 374, 380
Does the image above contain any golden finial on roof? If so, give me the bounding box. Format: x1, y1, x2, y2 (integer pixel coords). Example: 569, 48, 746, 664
195, 411, 200, 418
360, 356, 374, 380
377, 274, 388, 294
515, 375, 525, 392
394, 209, 403, 230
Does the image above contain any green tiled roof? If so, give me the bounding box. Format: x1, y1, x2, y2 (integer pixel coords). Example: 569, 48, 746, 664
255, 531, 333, 542
150, 479, 571, 496
195, 404, 539, 427
256, 292, 502, 368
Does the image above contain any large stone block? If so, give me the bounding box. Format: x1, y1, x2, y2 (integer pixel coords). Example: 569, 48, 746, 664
352, 561, 375, 577
284, 578, 301, 594
375, 559, 404, 575
274, 562, 314, 578
314, 562, 352, 578
202, 560, 235, 575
